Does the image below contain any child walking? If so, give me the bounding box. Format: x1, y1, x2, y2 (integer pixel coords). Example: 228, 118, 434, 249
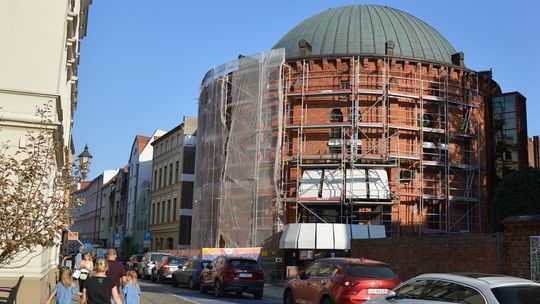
123, 270, 141, 304
45, 269, 81, 304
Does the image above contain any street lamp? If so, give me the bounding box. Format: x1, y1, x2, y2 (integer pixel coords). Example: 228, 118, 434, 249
77, 144, 93, 180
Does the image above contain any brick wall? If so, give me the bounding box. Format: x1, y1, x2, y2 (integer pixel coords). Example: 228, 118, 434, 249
503, 215, 540, 279
351, 234, 501, 280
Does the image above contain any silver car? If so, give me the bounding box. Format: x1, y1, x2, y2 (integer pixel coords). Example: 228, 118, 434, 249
137, 252, 170, 279
366, 273, 540, 304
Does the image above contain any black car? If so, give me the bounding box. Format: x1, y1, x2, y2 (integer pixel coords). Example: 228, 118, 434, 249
172, 258, 211, 289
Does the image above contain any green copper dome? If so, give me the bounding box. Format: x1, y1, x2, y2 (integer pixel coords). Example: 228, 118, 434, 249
273, 5, 457, 64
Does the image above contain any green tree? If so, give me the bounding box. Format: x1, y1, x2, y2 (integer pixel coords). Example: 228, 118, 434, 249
491, 167, 540, 232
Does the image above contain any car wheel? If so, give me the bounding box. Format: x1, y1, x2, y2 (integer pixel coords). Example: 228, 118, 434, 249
188, 277, 195, 290
284, 289, 294, 304
235, 291, 243, 297
253, 290, 263, 300
199, 278, 207, 294
320, 296, 333, 304
214, 280, 225, 298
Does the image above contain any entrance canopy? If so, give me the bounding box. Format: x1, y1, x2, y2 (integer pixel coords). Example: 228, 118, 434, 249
279, 223, 386, 250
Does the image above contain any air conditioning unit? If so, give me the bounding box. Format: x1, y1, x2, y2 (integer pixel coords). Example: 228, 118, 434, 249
400, 170, 416, 180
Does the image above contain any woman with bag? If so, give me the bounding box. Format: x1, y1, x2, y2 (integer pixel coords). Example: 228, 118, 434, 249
78, 253, 94, 293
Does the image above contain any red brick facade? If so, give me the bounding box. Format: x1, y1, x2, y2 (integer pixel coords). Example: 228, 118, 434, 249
282, 56, 500, 235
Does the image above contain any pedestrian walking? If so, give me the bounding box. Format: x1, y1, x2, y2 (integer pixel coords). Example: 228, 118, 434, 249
74, 246, 84, 270
105, 248, 126, 303
45, 269, 81, 304
78, 253, 94, 293
81, 258, 122, 304
122, 271, 140, 304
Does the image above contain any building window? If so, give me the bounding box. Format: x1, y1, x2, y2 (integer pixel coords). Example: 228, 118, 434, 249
173, 198, 177, 222
175, 161, 179, 183
181, 182, 194, 209
349, 110, 361, 123
167, 200, 171, 222
158, 168, 162, 189
340, 80, 350, 89
156, 202, 160, 224
161, 201, 165, 223
169, 164, 173, 185
167, 237, 173, 250
330, 109, 343, 122
163, 166, 168, 187
153, 170, 157, 190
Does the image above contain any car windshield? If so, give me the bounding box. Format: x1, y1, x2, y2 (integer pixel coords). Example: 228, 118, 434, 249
200, 261, 210, 269
168, 257, 185, 266
228, 259, 259, 269
343, 264, 396, 279
491, 285, 540, 304
150, 254, 165, 262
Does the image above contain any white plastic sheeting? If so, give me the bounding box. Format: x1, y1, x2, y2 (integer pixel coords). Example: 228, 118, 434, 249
298, 169, 342, 201
191, 49, 285, 248
300, 169, 391, 201
279, 223, 386, 250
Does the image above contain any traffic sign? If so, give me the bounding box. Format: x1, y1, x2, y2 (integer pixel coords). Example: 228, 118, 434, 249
144, 231, 152, 240
114, 232, 121, 247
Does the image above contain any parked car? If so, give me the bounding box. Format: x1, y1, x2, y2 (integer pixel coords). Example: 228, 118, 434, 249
138, 252, 171, 279
200, 256, 264, 299
283, 257, 400, 304
127, 254, 144, 271
172, 258, 211, 289
152, 256, 188, 283
365, 273, 540, 304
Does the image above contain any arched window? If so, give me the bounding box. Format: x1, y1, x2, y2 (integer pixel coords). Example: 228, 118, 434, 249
349, 110, 361, 123
423, 113, 433, 128
330, 109, 343, 122
167, 237, 174, 250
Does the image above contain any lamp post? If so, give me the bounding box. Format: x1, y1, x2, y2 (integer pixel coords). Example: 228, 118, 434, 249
77, 144, 93, 181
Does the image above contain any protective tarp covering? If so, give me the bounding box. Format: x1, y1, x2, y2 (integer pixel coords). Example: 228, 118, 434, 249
298, 169, 342, 201
191, 49, 285, 249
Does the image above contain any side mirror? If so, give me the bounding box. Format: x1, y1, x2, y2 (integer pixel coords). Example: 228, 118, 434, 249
298, 271, 307, 279
208, 264, 213, 270
385, 291, 397, 300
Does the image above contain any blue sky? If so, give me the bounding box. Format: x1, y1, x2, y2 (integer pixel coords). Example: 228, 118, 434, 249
74, 0, 540, 180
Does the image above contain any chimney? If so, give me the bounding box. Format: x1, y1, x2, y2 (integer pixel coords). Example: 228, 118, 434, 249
451, 52, 464, 67
298, 39, 312, 56
385, 40, 395, 56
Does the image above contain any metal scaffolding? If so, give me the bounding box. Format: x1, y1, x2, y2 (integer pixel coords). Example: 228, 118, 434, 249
191, 49, 286, 249
280, 56, 482, 236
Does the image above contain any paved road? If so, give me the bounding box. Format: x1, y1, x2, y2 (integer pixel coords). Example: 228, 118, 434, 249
139, 279, 283, 304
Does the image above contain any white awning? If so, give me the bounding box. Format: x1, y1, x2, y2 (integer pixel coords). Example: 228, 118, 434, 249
279, 223, 386, 250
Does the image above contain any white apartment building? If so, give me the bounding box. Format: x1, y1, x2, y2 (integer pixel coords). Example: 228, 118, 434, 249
125, 130, 165, 252
0, 0, 91, 302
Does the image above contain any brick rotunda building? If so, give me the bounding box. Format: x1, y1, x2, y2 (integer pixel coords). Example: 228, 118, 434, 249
191, 5, 525, 254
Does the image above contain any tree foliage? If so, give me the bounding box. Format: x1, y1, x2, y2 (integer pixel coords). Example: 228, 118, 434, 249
0, 105, 76, 268
491, 167, 540, 232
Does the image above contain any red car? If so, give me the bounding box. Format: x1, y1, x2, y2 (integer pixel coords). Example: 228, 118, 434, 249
283, 257, 400, 304
199, 256, 264, 299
